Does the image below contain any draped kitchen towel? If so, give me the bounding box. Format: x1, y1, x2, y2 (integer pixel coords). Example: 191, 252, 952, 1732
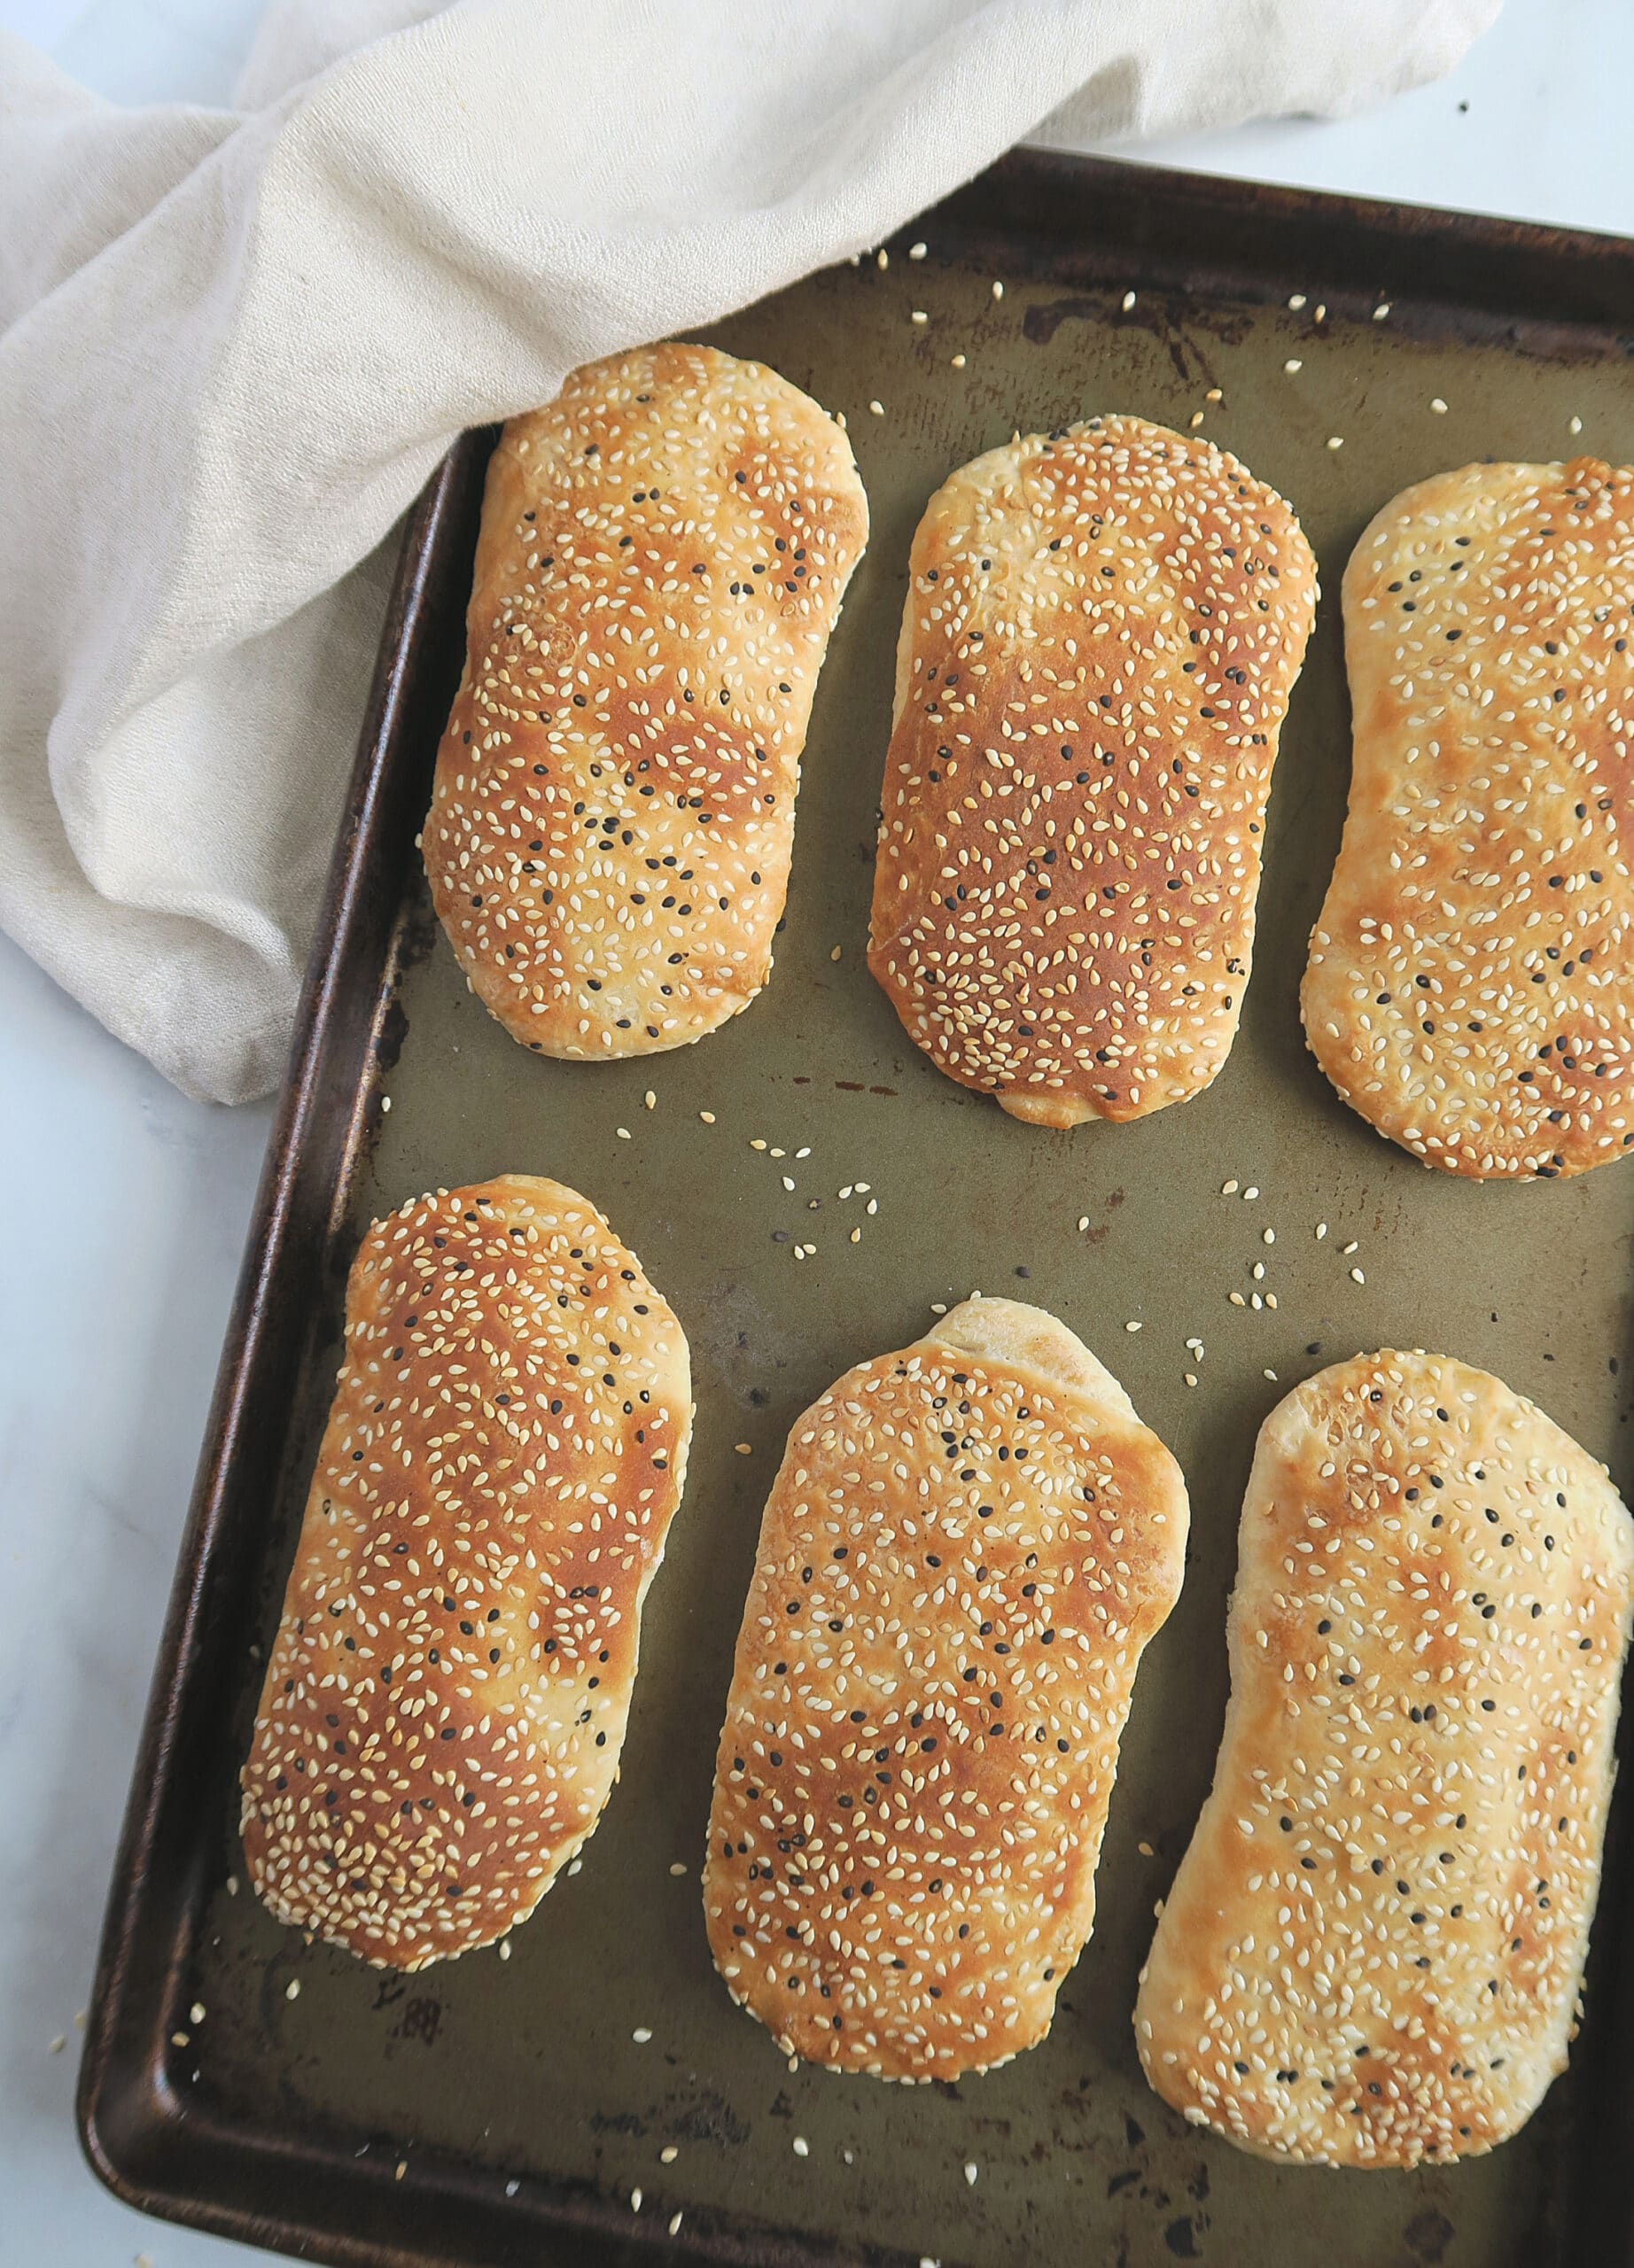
0, 0, 1498, 1102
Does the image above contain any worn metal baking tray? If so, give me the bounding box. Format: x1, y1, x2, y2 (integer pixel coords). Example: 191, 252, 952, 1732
80, 151, 1634, 2268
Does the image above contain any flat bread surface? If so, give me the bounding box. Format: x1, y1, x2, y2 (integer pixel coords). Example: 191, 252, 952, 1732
868, 414, 1317, 1127
704, 1296, 1188, 2080
424, 344, 867, 1059
241, 1177, 693, 1969
1303, 456, 1634, 1179
1135, 1348, 1634, 2167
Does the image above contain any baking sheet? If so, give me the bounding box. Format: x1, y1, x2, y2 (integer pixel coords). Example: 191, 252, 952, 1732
82, 154, 1634, 2268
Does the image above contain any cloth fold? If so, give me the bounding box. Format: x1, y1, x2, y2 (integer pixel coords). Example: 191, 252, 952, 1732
0, 0, 1498, 1102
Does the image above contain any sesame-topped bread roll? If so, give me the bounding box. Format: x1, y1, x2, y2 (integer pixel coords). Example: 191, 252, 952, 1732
1303, 458, 1634, 1178
704, 1296, 1188, 2080
868, 416, 1317, 1126
424, 344, 867, 1059
241, 1177, 692, 1969
1136, 1349, 1634, 2167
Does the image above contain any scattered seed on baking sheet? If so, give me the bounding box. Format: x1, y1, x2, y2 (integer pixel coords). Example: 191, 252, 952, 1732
793, 2137, 810, 2157
669, 2214, 684, 2237
992, 279, 1005, 299
567, 1858, 582, 1876
851, 1227, 861, 1243
1184, 1372, 1198, 1386
1265, 1293, 1279, 1309
839, 1184, 854, 1200
855, 1181, 870, 1192
506, 2179, 520, 2197
1313, 302, 1327, 322
1078, 1216, 1091, 1232
226, 1876, 239, 1897
909, 240, 927, 260
782, 1175, 796, 1192
1342, 1239, 1358, 1254
950, 353, 967, 368
834, 410, 847, 430
911, 310, 928, 325
48, 2035, 65, 2054
633, 2025, 652, 2043
770, 1146, 786, 1158
876, 249, 889, 268
285, 1979, 300, 2000
1263, 1228, 1275, 1245
1264, 1368, 1279, 1381
172, 2031, 190, 2048
930, 1302, 947, 1316
1315, 1222, 1327, 1240
191, 2002, 206, 2024
867, 1199, 878, 1216
1122, 290, 1137, 311
830, 944, 843, 960
643, 1090, 656, 1110
1189, 410, 1206, 430
796, 1146, 811, 1158
1430, 396, 1449, 414
1205, 387, 1223, 402
1229, 1291, 1247, 1307
615, 1126, 631, 1141
1221, 1178, 1239, 1195
1327, 435, 1344, 450
1350, 1267, 1366, 1285
498, 1938, 511, 1961
1138, 1839, 1155, 1856
868, 400, 884, 417
669, 1860, 687, 1876
1252, 1262, 1265, 1281
1288, 292, 1307, 309
735, 1442, 752, 1456
1125, 1320, 1142, 1333
698, 1110, 715, 1123
964, 2163, 979, 2187
751, 1138, 766, 1150
1373, 301, 1391, 320
1250, 1293, 1263, 1310
1186, 1338, 1204, 1354
631, 2187, 642, 2211
661, 2145, 679, 2163
1243, 1185, 1260, 1200
1284, 358, 1303, 373
1569, 414, 1583, 435
395, 2162, 407, 2181
379, 1094, 391, 1112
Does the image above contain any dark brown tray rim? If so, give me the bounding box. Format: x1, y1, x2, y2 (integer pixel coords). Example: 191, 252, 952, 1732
74, 146, 1634, 2268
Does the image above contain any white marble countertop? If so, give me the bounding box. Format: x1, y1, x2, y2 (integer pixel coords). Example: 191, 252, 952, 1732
1, 3, 1630, 2263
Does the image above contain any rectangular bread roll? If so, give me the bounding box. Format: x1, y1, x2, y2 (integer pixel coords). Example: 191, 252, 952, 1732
1303, 456, 1634, 1179
241, 1177, 692, 1969
704, 1295, 1187, 2080
868, 415, 1317, 1125
1136, 1348, 1634, 2165
424, 344, 868, 1060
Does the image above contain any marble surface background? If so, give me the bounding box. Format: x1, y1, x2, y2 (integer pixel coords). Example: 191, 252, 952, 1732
0, 2, 1630, 2262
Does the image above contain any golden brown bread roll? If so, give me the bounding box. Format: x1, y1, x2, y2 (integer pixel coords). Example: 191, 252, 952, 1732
1303, 456, 1634, 1178
241, 1177, 692, 1969
704, 1295, 1188, 2079
1136, 1348, 1634, 2166
424, 344, 867, 1059
868, 415, 1317, 1126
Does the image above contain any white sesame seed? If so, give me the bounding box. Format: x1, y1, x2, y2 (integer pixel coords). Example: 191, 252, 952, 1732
498, 1938, 511, 1961
1327, 435, 1344, 451
698, 1110, 715, 1124
964, 2162, 979, 2186
285, 1979, 300, 2000
1373, 302, 1390, 320
830, 944, 843, 961
1315, 1222, 1327, 1240
1184, 1372, 1198, 1387
911, 310, 928, 326
992, 280, 1005, 300
1229, 1292, 1247, 1307
1078, 1216, 1091, 1232
631, 2186, 642, 2212
1569, 414, 1583, 435
661, 2145, 679, 2163
909, 241, 927, 260
616, 1126, 631, 1140
735, 1442, 752, 1456
1122, 290, 1137, 311
1263, 1368, 1278, 1381
191, 2002, 206, 2024
1221, 1178, 1239, 1195
793, 2136, 809, 2157
1342, 1240, 1358, 1254
633, 2026, 651, 2043
951, 353, 967, 369
876, 249, 889, 269
1350, 1266, 1366, 1285
1284, 359, 1303, 373
1263, 1228, 1275, 1245
868, 400, 884, 417
1125, 1320, 1142, 1333
669, 1861, 687, 1876
669, 2214, 683, 2237
1243, 1186, 1260, 1201
1430, 396, 1449, 414
643, 1090, 656, 1110
1288, 292, 1307, 310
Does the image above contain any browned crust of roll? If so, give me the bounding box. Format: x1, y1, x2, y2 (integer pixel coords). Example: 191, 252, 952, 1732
1136, 1348, 1634, 2165
424, 344, 867, 1060
1303, 457, 1634, 1179
704, 1296, 1188, 2080
241, 1177, 692, 1969
868, 415, 1317, 1126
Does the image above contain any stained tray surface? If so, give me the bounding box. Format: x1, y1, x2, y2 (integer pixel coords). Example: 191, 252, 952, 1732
82, 156, 1634, 2268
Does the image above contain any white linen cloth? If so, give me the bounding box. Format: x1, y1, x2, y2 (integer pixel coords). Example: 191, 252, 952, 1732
0, 0, 1498, 1103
